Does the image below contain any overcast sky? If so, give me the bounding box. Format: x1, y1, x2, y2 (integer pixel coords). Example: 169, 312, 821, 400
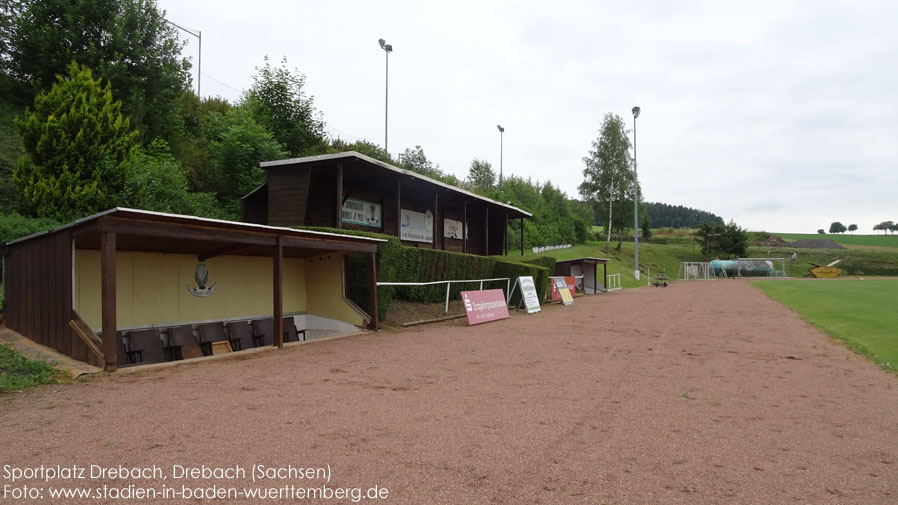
158, 0, 897, 233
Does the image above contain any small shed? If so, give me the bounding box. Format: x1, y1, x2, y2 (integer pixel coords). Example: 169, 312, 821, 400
240, 151, 532, 256
2, 208, 384, 370
554, 257, 611, 294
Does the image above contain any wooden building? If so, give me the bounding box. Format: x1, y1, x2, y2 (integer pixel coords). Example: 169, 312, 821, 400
2, 208, 383, 370
240, 151, 532, 256
554, 257, 611, 294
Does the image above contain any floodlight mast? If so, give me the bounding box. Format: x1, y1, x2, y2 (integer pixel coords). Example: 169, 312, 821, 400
632, 106, 641, 280
379, 38, 393, 153
497, 125, 504, 185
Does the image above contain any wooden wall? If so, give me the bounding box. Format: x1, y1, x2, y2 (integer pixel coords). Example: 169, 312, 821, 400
4, 231, 86, 362
268, 165, 311, 226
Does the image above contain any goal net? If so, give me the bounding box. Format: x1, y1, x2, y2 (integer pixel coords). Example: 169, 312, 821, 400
677, 262, 712, 280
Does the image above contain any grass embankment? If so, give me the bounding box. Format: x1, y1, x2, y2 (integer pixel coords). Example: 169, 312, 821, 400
752, 279, 898, 373
777, 233, 898, 249
0, 343, 69, 392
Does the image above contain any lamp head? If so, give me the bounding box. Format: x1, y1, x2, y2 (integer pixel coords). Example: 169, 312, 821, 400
497, 125, 504, 133
632, 106, 641, 118
378, 38, 385, 48
379, 38, 392, 52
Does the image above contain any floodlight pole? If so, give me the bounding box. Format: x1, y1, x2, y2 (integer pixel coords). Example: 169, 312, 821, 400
379, 38, 393, 153
632, 106, 640, 280
497, 125, 505, 186
166, 19, 201, 97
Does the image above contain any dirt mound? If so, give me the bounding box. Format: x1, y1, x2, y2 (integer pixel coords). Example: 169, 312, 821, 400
791, 239, 846, 249
763, 235, 792, 247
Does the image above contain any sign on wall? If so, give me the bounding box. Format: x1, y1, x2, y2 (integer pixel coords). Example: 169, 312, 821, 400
461, 289, 510, 325
443, 218, 467, 239
400, 208, 433, 243
342, 198, 382, 228
187, 263, 217, 297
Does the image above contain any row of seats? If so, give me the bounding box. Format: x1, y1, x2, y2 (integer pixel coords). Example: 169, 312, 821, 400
532, 244, 573, 254
114, 317, 306, 367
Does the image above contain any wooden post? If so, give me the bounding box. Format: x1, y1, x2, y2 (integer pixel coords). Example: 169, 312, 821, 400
520, 217, 524, 256
603, 262, 607, 292
100, 231, 116, 371
273, 236, 284, 349
433, 193, 438, 249
593, 261, 597, 295
335, 163, 343, 229
367, 251, 379, 330
463, 201, 467, 253
396, 181, 402, 237
504, 213, 509, 255
484, 207, 489, 256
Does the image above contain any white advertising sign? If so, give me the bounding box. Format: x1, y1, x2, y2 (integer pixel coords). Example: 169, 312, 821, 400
443, 218, 467, 239
341, 198, 381, 228
400, 208, 433, 243
518, 276, 541, 314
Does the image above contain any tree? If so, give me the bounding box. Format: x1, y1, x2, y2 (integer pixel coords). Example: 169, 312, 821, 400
400, 145, 439, 176
192, 106, 286, 218
6, 0, 191, 142
122, 139, 222, 218
848, 223, 858, 233
873, 221, 894, 235
243, 55, 326, 157
829, 221, 846, 234
330, 138, 393, 165
14, 63, 138, 221
817, 229, 825, 234
693, 220, 747, 259
467, 159, 495, 193
641, 212, 652, 240
579, 113, 636, 250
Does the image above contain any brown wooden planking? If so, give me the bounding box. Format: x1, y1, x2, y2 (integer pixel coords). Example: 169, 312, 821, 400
268, 166, 311, 226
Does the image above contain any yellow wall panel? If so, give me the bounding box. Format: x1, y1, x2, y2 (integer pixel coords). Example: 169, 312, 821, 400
74, 250, 315, 329
305, 253, 364, 326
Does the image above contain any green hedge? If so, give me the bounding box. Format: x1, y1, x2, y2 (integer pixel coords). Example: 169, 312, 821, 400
300, 226, 549, 320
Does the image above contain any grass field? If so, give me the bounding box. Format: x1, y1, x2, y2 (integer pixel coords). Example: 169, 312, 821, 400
752, 278, 898, 372
776, 233, 898, 249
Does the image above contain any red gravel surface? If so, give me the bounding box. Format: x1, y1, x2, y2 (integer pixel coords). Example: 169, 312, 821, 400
2, 280, 897, 504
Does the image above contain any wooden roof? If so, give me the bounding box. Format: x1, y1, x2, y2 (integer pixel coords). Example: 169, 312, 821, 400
6, 208, 383, 259
253, 151, 533, 219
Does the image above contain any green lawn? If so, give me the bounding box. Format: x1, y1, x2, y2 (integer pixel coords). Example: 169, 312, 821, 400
776, 233, 898, 250
751, 279, 898, 372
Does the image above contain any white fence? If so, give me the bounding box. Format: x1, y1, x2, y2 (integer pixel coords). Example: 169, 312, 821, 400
532, 244, 573, 254
376, 278, 511, 313
605, 273, 622, 291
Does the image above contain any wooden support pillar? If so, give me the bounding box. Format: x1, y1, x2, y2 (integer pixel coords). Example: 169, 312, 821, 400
396, 181, 402, 237
335, 163, 343, 229
100, 231, 117, 371
603, 262, 607, 292
504, 213, 509, 255
433, 193, 439, 249
594, 261, 598, 295
520, 217, 524, 256
463, 201, 468, 254
367, 251, 379, 330
273, 236, 284, 349
484, 207, 489, 256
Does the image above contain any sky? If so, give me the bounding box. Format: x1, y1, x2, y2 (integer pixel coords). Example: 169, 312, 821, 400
157, 0, 897, 234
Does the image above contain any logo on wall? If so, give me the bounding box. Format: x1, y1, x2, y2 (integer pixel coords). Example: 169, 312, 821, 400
187, 262, 217, 297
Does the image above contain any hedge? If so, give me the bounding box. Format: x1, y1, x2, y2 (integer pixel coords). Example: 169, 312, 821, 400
300, 227, 550, 320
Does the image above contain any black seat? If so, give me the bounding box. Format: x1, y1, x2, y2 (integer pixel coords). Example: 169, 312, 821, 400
283, 317, 306, 342
198, 322, 228, 355
226, 321, 254, 352
251, 319, 274, 347
167, 325, 203, 360
127, 328, 164, 365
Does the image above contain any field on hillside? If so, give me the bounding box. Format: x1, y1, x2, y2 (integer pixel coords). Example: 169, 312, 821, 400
752, 278, 898, 372
776, 233, 898, 249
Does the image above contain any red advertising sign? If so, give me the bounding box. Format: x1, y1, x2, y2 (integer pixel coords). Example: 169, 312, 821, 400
461, 289, 510, 326
550, 276, 576, 301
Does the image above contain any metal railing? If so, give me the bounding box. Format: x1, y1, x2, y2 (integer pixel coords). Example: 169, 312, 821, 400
606, 274, 622, 291
376, 278, 511, 313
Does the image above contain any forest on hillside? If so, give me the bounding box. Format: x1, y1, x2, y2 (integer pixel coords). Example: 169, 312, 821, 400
0, 0, 722, 250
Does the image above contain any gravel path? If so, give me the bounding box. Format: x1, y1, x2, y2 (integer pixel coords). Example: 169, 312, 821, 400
2, 280, 896, 504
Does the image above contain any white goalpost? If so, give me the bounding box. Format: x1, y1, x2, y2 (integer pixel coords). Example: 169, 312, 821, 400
677, 262, 712, 281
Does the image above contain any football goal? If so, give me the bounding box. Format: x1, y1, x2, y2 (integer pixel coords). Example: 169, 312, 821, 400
677, 262, 713, 280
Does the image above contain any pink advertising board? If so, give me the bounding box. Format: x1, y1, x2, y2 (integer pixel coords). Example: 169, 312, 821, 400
461, 289, 510, 326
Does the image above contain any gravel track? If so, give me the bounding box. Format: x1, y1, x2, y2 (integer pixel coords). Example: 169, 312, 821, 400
2, 280, 896, 504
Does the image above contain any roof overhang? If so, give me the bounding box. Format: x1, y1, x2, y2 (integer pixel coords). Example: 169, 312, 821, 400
255, 151, 533, 219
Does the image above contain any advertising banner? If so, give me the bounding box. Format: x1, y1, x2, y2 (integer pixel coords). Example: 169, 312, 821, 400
443, 218, 466, 239
461, 289, 510, 325
550, 276, 576, 301
342, 198, 382, 228
400, 209, 433, 243
518, 276, 541, 314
